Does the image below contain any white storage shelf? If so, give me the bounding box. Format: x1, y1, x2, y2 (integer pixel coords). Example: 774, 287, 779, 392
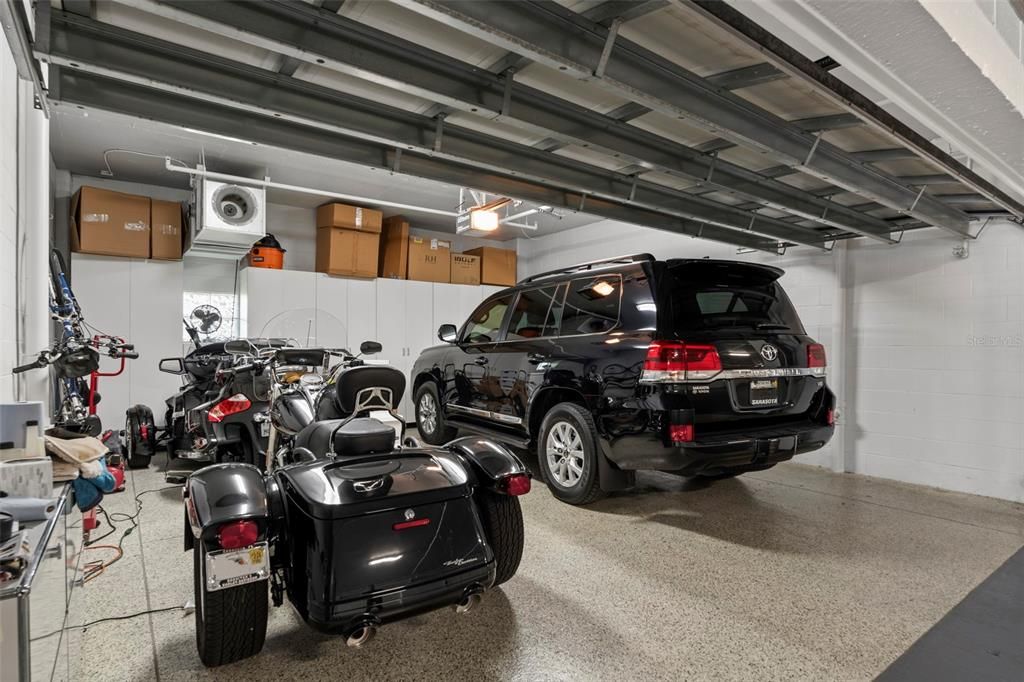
241, 268, 503, 421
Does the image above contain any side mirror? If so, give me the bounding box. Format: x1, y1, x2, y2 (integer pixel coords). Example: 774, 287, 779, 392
224, 339, 252, 355
158, 357, 186, 375
438, 324, 458, 344
360, 341, 382, 355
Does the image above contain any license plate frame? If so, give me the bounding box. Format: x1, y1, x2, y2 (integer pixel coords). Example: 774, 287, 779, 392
749, 378, 779, 407
204, 542, 269, 592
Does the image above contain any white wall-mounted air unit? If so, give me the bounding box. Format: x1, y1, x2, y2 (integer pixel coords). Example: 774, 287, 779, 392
189, 179, 265, 257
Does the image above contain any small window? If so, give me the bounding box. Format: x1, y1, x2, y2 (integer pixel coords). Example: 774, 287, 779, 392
558, 275, 622, 337
696, 291, 749, 315
462, 295, 512, 344
506, 286, 561, 341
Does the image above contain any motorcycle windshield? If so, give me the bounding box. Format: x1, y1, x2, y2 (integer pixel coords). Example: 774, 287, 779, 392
257, 308, 349, 354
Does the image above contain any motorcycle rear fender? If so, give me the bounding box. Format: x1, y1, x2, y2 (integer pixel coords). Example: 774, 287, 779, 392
183, 463, 269, 550
445, 436, 530, 493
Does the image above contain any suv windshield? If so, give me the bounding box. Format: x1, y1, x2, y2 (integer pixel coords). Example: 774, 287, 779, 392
660, 263, 805, 334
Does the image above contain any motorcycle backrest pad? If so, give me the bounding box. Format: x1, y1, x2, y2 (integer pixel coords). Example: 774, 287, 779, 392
333, 365, 405, 415
56, 347, 100, 378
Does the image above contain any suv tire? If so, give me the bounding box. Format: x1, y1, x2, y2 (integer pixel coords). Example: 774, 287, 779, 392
414, 382, 457, 445
537, 403, 606, 505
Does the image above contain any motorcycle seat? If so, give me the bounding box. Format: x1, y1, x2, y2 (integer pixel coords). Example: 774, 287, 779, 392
294, 418, 395, 459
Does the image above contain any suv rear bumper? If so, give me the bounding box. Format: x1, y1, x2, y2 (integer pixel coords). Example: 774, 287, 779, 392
602, 421, 834, 475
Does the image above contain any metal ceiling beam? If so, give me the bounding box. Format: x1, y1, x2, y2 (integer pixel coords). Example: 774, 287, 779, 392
583, 0, 669, 25
705, 62, 784, 90
42, 15, 830, 251
605, 101, 651, 122
116, 0, 893, 242
693, 112, 864, 156
0, 0, 49, 116
401, 0, 973, 236
851, 148, 920, 162
49, 68, 783, 254
676, 0, 1024, 221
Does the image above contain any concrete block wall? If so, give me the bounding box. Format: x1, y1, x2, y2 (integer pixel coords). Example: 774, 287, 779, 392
517, 218, 1024, 502
0, 35, 18, 401
847, 221, 1024, 502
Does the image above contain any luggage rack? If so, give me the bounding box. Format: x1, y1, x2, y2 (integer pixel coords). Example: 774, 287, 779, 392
517, 253, 655, 285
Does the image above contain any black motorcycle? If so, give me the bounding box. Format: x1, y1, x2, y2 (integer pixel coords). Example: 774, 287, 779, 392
183, 341, 530, 666
126, 331, 286, 475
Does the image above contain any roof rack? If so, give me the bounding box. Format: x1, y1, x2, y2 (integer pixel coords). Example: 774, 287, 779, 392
518, 253, 655, 285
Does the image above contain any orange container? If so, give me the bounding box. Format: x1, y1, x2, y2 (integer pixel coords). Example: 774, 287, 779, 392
249, 235, 286, 269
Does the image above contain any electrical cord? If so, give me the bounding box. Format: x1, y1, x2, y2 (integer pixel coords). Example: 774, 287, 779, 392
30, 606, 186, 643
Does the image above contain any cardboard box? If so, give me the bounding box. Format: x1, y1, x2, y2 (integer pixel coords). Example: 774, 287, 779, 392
463, 246, 517, 286
316, 202, 383, 233
150, 199, 184, 260
379, 216, 410, 279
450, 253, 481, 285
408, 236, 451, 283
316, 227, 379, 278
70, 186, 151, 258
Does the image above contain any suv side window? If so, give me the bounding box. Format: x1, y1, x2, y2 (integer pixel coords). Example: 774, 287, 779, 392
558, 275, 622, 336
462, 295, 513, 344
506, 285, 561, 341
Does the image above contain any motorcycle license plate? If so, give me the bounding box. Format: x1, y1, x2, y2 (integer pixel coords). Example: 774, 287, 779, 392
260, 421, 270, 437
749, 379, 779, 406
204, 542, 269, 592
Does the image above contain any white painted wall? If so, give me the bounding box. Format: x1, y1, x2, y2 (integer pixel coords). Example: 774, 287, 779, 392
517, 219, 1024, 502
0, 36, 17, 401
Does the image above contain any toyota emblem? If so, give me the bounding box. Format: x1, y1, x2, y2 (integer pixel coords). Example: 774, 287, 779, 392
760, 344, 779, 362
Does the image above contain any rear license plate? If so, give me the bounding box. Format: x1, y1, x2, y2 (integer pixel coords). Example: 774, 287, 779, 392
749, 379, 779, 406
260, 421, 270, 437
204, 542, 269, 592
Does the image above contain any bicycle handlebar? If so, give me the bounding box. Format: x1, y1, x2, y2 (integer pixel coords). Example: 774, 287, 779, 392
12, 358, 45, 374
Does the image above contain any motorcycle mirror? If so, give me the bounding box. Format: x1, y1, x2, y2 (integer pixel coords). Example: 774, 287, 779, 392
224, 339, 253, 355
438, 324, 458, 344
158, 357, 186, 375
359, 341, 382, 355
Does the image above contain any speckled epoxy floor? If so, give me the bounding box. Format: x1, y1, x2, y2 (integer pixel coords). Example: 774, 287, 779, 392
69, 452, 1023, 681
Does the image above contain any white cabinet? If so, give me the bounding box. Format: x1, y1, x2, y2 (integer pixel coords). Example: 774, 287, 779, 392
242, 268, 316, 340
313, 274, 349, 349
346, 278, 378, 351
70, 254, 183, 428
376, 279, 434, 418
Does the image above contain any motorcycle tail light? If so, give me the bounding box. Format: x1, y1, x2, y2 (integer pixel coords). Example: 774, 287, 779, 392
217, 520, 258, 550
826, 408, 835, 426
501, 473, 532, 496
393, 518, 431, 531
208, 393, 252, 422
641, 341, 722, 383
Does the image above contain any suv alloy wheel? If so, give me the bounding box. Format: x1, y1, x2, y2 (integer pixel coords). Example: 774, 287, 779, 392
537, 403, 606, 505
414, 382, 457, 445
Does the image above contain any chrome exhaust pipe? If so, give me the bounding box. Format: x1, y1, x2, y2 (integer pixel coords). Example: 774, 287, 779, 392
453, 592, 483, 614
345, 623, 377, 648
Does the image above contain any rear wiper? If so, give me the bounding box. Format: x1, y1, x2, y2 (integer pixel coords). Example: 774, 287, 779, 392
755, 323, 792, 331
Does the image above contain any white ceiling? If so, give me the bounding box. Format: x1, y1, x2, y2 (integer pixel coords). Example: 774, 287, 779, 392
49, 104, 600, 239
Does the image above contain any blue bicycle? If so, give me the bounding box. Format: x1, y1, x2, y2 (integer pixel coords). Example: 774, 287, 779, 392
13, 250, 138, 435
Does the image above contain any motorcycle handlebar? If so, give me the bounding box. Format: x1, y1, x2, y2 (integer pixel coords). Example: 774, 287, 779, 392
120, 350, 140, 360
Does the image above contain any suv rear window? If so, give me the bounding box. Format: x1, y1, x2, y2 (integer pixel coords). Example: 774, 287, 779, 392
660, 264, 804, 334
559, 275, 622, 336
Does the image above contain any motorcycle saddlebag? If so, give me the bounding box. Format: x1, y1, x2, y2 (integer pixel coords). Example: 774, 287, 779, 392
276, 450, 494, 631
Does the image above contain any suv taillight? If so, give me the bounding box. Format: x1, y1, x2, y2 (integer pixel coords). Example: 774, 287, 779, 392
208, 393, 252, 423
807, 343, 827, 374
640, 341, 722, 383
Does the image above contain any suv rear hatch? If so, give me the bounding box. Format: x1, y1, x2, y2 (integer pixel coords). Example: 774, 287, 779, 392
649, 259, 828, 434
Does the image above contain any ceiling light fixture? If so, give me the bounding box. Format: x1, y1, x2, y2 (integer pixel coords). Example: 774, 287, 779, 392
591, 281, 615, 297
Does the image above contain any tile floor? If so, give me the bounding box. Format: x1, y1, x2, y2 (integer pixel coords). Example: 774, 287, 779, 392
69, 453, 1024, 681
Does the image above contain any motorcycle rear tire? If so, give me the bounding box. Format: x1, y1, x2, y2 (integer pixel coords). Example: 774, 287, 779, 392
125, 405, 156, 469
193, 542, 268, 667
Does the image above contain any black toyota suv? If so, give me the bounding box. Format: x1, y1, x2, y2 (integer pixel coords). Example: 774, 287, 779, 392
410, 254, 834, 505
